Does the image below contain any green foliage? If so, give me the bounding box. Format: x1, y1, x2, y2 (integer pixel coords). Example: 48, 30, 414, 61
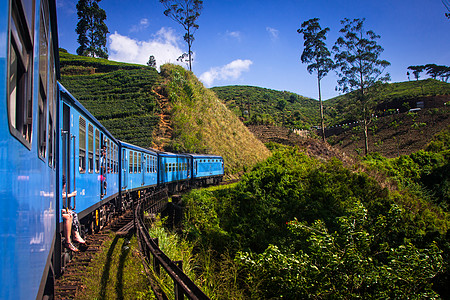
184, 145, 449, 298
75, 0, 109, 59
426, 125, 450, 152
298, 18, 334, 80
237, 203, 443, 299
364, 147, 450, 212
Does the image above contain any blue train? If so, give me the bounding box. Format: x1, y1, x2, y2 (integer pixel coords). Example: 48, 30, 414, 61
0, 0, 224, 299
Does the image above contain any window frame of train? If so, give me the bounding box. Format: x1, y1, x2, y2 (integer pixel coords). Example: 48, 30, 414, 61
47, 42, 56, 168
95, 129, 100, 173
7, 0, 36, 149
88, 124, 94, 173
138, 152, 141, 173
79, 116, 86, 173
129, 151, 133, 174
37, 0, 49, 161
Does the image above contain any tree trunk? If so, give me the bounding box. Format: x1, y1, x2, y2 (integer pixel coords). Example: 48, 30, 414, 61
318, 75, 326, 142
187, 27, 192, 71
363, 114, 369, 155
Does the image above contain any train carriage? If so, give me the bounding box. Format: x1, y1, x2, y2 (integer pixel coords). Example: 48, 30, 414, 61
0, 0, 60, 298
191, 154, 224, 186
119, 141, 158, 208
58, 83, 120, 230
158, 152, 191, 192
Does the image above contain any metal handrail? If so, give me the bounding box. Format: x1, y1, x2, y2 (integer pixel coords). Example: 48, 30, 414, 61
134, 190, 210, 300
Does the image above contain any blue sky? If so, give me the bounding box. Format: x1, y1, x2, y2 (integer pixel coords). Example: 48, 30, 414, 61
56, 0, 450, 100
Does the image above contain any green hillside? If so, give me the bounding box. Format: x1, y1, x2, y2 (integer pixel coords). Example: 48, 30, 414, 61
213, 80, 450, 129
60, 50, 160, 148
211, 85, 319, 129
324, 79, 450, 125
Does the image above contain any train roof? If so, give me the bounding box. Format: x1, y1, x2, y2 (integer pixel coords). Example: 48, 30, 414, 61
158, 151, 191, 157
188, 154, 224, 159
58, 82, 119, 143
118, 141, 158, 155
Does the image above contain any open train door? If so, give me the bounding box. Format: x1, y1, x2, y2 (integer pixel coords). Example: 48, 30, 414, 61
61, 103, 76, 211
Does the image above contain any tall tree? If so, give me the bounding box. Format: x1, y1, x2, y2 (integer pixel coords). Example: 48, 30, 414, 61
298, 18, 334, 142
76, 0, 109, 59
333, 18, 390, 155
407, 65, 425, 81
425, 64, 440, 79
160, 0, 203, 71
147, 55, 156, 68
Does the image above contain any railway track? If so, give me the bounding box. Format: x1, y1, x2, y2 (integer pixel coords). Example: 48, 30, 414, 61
54, 211, 134, 299
55, 187, 211, 300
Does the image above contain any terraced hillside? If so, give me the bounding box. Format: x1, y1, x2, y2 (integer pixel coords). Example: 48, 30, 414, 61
212, 85, 319, 129
60, 50, 160, 148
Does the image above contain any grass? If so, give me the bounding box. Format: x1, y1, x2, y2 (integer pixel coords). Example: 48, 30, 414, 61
75, 233, 155, 300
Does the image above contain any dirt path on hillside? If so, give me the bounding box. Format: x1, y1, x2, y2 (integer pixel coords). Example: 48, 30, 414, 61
152, 85, 172, 151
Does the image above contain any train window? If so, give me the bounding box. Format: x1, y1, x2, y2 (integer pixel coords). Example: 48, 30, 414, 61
37, 0, 49, 160
88, 124, 93, 173
138, 153, 141, 173
8, 0, 35, 148
48, 42, 56, 168
114, 145, 117, 173
165, 163, 168, 173
122, 149, 125, 173
21, 0, 36, 35
134, 152, 138, 173
95, 129, 100, 173
37, 85, 47, 159
146, 155, 149, 173
129, 151, 133, 173
116, 146, 119, 173
79, 117, 86, 173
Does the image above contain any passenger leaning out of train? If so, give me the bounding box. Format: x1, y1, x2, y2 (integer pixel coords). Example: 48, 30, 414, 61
62, 175, 85, 252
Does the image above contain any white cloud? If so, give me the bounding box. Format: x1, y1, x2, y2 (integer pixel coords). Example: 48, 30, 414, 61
225, 30, 242, 41
266, 27, 279, 41
108, 27, 185, 69
199, 59, 253, 87
130, 18, 149, 33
